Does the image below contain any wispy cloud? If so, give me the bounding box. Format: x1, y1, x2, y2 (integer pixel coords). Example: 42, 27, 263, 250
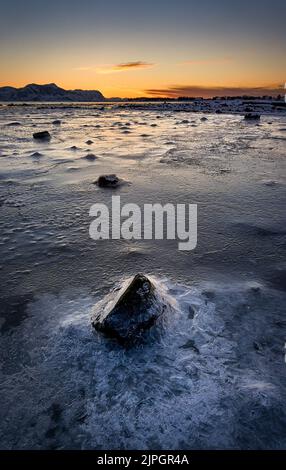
96, 61, 155, 74
145, 84, 284, 98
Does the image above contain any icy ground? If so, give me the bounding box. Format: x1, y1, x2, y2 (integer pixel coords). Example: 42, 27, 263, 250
0, 104, 286, 449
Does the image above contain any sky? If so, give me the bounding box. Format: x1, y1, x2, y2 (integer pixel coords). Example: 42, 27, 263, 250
0, 0, 285, 98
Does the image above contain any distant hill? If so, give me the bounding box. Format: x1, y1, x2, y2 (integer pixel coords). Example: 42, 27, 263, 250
0, 83, 105, 102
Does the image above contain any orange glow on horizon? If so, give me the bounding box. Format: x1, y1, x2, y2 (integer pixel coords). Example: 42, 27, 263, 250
0, 77, 284, 99
0, 56, 285, 99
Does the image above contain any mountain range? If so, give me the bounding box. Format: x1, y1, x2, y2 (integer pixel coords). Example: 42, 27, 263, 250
0, 83, 105, 102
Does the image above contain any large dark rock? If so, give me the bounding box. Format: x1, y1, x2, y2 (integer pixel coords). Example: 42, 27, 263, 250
92, 274, 165, 344
33, 130, 51, 140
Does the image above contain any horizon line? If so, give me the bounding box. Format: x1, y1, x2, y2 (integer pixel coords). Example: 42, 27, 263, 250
0, 82, 284, 100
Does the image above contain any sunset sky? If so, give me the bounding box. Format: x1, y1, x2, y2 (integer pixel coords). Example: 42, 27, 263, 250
0, 0, 285, 98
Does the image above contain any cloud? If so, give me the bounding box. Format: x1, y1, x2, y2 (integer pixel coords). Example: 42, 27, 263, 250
144, 84, 284, 98
96, 61, 155, 74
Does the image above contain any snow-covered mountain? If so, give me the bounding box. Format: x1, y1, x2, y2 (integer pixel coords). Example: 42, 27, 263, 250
0, 83, 105, 102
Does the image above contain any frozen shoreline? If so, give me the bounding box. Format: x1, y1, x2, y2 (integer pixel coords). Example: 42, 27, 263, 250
0, 105, 286, 449
1, 98, 286, 117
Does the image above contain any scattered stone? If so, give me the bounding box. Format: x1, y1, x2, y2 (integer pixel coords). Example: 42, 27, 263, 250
33, 130, 51, 140
244, 113, 261, 121
91, 274, 165, 344
30, 152, 43, 158
95, 174, 121, 188
188, 305, 196, 319
262, 180, 278, 187
69, 145, 79, 151
179, 339, 200, 354
86, 140, 93, 145
253, 341, 262, 352
83, 153, 97, 161
200, 117, 208, 121
6, 122, 21, 126
52, 120, 61, 125
248, 282, 261, 293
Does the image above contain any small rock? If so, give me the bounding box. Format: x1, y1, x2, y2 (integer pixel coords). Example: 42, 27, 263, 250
179, 339, 200, 354
52, 120, 61, 125
253, 341, 262, 352
83, 153, 97, 161
95, 174, 121, 188
244, 113, 260, 121
70, 145, 79, 151
86, 140, 93, 145
188, 305, 196, 319
248, 282, 261, 293
6, 122, 21, 126
200, 116, 208, 121
262, 180, 278, 187
30, 152, 43, 158
33, 131, 51, 140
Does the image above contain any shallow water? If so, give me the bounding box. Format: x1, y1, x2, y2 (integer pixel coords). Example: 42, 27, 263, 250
0, 104, 286, 449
